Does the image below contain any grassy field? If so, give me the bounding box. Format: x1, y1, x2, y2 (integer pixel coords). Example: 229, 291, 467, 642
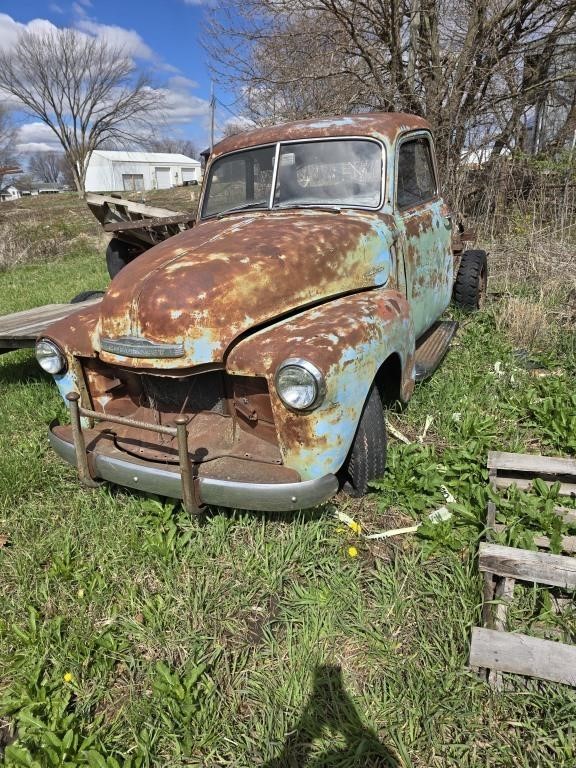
0, 192, 575, 767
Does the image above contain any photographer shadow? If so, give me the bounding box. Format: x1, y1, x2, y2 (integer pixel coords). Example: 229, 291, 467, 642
264, 664, 400, 768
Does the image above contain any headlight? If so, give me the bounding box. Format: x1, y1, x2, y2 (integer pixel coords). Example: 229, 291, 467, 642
35, 339, 66, 374
275, 358, 326, 411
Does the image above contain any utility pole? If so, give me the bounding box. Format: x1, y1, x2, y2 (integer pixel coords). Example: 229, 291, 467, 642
210, 81, 215, 155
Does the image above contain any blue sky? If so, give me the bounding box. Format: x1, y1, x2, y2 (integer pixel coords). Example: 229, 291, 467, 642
0, 0, 241, 153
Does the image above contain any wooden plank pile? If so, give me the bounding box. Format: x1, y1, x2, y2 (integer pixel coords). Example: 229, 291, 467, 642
470, 451, 576, 688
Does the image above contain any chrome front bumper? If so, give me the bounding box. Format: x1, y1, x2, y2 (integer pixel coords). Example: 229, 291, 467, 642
48, 419, 338, 513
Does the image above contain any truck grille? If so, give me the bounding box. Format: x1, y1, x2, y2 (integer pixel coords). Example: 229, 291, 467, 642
140, 371, 226, 414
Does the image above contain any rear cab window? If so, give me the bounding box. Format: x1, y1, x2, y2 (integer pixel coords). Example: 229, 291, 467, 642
397, 135, 437, 210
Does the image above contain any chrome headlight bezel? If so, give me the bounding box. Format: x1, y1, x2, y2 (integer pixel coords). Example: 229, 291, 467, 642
35, 338, 67, 375
274, 358, 326, 411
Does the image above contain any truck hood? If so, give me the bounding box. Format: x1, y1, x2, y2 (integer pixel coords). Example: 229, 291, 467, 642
96, 210, 394, 368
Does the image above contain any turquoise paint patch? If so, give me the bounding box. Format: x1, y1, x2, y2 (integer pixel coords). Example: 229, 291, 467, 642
285, 321, 410, 480
54, 370, 78, 405
183, 335, 222, 363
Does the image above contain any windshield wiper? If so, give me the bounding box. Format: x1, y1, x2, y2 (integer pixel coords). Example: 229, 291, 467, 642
273, 203, 342, 213
217, 201, 268, 218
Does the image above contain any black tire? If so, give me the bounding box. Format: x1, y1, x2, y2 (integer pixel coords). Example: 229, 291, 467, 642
70, 290, 105, 304
106, 238, 140, 279
341, 385, 387, 497
453, 249, 488, 311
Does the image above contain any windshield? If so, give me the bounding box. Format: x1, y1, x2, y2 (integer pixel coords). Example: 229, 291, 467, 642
201, 139, 382, 218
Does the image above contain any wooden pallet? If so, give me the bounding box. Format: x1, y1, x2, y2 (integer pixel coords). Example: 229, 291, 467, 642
470, 451, 576, 688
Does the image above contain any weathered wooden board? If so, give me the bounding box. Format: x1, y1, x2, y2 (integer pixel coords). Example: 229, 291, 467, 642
85, 193, 178, 220
493, 524, 576, 554
488, 451, 576, 477
0, 299, 101, 349
470, 627, 576, 687
479, 543, 576, 588
103, 213, 194, 232
557, 507, 576, 526
493, 476, 576, 497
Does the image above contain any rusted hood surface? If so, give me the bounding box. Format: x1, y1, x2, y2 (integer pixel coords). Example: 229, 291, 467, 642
96, 210, 395, 368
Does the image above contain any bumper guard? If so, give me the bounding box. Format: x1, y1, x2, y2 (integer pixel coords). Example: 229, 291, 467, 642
59, 392, 338, 513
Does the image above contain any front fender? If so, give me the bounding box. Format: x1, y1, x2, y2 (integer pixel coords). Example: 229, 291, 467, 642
226, 289, 415, 480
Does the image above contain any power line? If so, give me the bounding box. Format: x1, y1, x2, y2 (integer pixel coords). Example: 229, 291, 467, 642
215, 97, 244, 122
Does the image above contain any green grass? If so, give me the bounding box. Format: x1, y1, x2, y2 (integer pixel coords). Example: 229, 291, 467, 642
1, 199, 575, 766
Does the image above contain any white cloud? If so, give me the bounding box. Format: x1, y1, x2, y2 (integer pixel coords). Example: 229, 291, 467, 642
0, 12, 155, 63
168, 75, 199, 90
15, 122, 62, 153
75, 18, 155, 59
17, 142, 57, 153
1, 13, 211, 145
154, 77, 210, 126
0, 13, 58, 51
49, 3, 64, 13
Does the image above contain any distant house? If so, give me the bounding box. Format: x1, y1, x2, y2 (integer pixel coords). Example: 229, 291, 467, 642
85, 150, 201, 193
19, 182, 64, 197
0, 185, 20, 202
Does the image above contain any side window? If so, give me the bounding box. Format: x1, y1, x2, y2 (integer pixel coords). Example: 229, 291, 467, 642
397, 136, 437, 209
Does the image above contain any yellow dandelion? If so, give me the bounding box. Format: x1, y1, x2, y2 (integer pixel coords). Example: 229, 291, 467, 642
77, 588, 84, 598
63, 672, 74, 683
348, 521, 362, 535
347, 546, 358, 558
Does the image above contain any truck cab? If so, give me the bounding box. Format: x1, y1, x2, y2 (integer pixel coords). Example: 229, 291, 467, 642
36, 113, 487, 512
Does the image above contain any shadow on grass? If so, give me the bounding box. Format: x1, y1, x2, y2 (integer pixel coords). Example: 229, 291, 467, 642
264, 665, 399, 768
0, 350, 47, 384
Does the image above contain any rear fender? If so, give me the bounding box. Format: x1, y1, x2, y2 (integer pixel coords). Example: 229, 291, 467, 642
226, 289, 415, 480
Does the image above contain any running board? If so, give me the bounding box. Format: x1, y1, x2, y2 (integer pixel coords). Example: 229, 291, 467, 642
414, 320, 458, 382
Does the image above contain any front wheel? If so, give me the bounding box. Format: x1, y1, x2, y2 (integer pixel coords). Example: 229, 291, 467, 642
341, 385, 387, 497
106, 238, 141, 278
453, 249, 488, 311
70, 290, 105, 304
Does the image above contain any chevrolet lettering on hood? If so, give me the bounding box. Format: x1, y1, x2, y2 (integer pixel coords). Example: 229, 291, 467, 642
37, 113, 487, 513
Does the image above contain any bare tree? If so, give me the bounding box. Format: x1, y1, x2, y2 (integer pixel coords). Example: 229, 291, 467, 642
205, 0, 576, 182
28, 151, 62, 184
143, 136, 199, 158
0, 103, 20, 193
220, 121, 251, 138
58, 156, 76, 189
0, 28, 163, 195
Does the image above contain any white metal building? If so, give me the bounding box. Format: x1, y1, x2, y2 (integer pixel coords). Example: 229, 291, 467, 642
85, 150, 201, 193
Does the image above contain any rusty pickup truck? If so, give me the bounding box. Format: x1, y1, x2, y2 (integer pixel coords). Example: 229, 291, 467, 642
36, 113, 487, 513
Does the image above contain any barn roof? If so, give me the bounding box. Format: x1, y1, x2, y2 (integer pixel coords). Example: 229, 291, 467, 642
91, 151, 200, 164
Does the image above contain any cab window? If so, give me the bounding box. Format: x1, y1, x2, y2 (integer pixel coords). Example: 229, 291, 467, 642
397, 136, 437, 209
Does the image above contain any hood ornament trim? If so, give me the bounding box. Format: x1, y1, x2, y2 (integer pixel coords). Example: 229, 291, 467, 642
100, 336, 184, 358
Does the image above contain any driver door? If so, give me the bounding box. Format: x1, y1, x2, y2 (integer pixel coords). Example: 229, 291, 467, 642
394, 133, 453, 338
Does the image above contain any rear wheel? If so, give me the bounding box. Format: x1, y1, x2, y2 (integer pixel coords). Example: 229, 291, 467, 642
453, 249, 488, 311
106, 238, 140, 278
341, 385, 387, 497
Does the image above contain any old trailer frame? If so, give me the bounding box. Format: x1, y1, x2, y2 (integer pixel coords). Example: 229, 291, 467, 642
0, 299, 102, 354
85, 193, 195, 250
